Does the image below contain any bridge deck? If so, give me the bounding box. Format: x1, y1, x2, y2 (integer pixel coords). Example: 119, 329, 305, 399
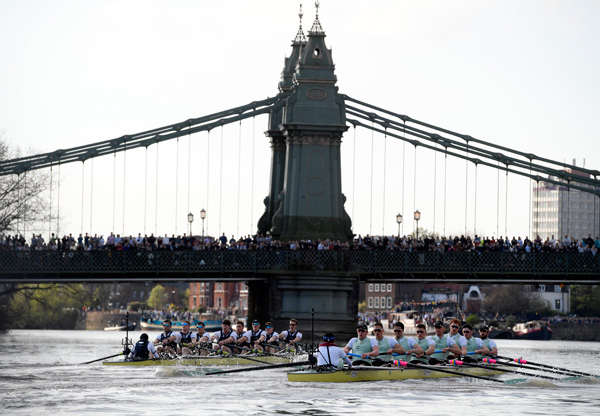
0, 250, 598, 284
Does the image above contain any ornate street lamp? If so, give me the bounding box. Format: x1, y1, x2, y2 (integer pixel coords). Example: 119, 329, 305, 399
414, 210, 421, 240
200, 208, 207, 237
396, 213, 403, 237
188, 212, 194, 236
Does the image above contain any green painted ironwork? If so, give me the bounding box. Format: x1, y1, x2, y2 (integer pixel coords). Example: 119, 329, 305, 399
0, 251, 598, 283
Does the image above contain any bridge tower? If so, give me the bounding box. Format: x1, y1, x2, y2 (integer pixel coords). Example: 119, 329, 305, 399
251, 5, 358, 340
258, 4, 353, 243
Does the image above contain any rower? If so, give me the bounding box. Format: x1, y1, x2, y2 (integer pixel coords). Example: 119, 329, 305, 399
256, 321, 279, 353
478, 325, 498, 356
278, 318, 303, 351
130, 333, 159, 361
447, 318, 467, 357
153, 319, 177, 355
462, 324, 489, 361
230, 320, 251, 354
246, 320, 266, 353
193, 321, 211, 356
390, 321, 423, 358
176, 319, 196, 355
409, 323, 435, 364
317, 333, 352, 369
372, 322, 403, 365
428, 321, 461, 364
342, 324, 379, 366
211, 319, 234, 353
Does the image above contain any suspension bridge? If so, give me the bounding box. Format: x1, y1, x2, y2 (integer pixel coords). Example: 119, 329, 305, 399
1, 5, 599, 334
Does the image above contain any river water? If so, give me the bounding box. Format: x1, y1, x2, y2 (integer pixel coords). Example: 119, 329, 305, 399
1, 330, 599, 415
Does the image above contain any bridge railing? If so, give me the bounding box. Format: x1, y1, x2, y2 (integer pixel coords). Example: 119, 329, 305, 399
0, 250, 598, 277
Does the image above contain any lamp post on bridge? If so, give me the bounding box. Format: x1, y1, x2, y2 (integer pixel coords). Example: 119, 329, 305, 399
414, 210, 421, 240
188, 212, 194, 237
200, 209, 206, 238
396, 213, 403, 238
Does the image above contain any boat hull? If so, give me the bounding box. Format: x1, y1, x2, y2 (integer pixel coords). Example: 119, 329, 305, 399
103, 354, 302, 366
513, 327, 553, 340
287, 365, 504, 382
104, 324, 137, 331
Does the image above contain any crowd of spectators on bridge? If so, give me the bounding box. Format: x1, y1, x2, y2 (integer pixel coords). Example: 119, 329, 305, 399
0, 230, 598, 255
549, 316, 600, 325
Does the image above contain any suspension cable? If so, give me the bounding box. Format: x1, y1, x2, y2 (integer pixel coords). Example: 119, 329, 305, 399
528, 158, 532, 239
250, 115, 256, 234
352, 124, 356, 219
175, 137, 179, 235
122, 139, 126, 236
464, 142, 469, 236
496, 160, 500, 238
413, 145, 417, 236
444, 150, 447, 237
206, 130, 210, 236
90, 157, 94, 234
382, 127, 387, 236
188, 126, 191, 220
433, 141, 437, 235
219, 125, 224, 236
49, 164, 53, 240
81, 161, 85, 235
23, 172, 27, 238
57, 163, 61, 237
113, 152, 116, 233
369, 122, 374, 236
144, 146, 148, 235
155, 142, 159, 236
505, 165, 509, 238
474, 162, 478, 237
237, 120, 242, 238
402, 121, 406, 237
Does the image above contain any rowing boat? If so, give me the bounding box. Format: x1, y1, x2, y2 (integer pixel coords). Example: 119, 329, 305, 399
103, 353, 306, 366
287, 364, 505, 382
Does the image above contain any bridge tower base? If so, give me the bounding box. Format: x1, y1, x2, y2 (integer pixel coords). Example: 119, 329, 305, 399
248, 275, 359, 343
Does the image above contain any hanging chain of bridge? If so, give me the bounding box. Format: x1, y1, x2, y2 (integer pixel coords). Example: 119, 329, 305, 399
343, 95, 600, 196
0, 94, 288, 176
2, 92, 598, 198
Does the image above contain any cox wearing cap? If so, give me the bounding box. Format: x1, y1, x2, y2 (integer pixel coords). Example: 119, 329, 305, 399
317, 333, 352, 369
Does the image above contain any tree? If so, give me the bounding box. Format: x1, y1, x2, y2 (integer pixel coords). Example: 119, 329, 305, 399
148, 285, 166, 310
570, 285, 600, 316
5, 283, 90, 329
482, 285, 551, 317
0, 132, 52, 236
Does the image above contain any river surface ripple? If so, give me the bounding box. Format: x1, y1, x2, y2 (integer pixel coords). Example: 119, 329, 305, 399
1, 330, 599, 415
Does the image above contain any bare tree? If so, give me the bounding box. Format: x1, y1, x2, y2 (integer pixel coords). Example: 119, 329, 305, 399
0, 131, 51, 237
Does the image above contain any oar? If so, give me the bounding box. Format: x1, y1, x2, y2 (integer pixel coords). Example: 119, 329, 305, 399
203, 360, 312, 376
449, 359, 562, 381
496, 355, 599, 378
489, 358, 592, 378
195, 345, 275, 365
347, 353, 517, 384
81, 352, 125, 365
259, 342, 299, 353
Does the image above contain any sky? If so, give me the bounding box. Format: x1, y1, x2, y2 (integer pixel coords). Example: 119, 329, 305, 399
1, 0, 599, 241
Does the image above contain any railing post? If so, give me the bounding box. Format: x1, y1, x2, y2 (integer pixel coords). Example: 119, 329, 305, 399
532, 252, 536, 276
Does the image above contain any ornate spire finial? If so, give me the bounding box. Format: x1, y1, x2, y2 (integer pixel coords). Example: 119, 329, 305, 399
293, 3, 307, 44
310, 0, 324, 34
